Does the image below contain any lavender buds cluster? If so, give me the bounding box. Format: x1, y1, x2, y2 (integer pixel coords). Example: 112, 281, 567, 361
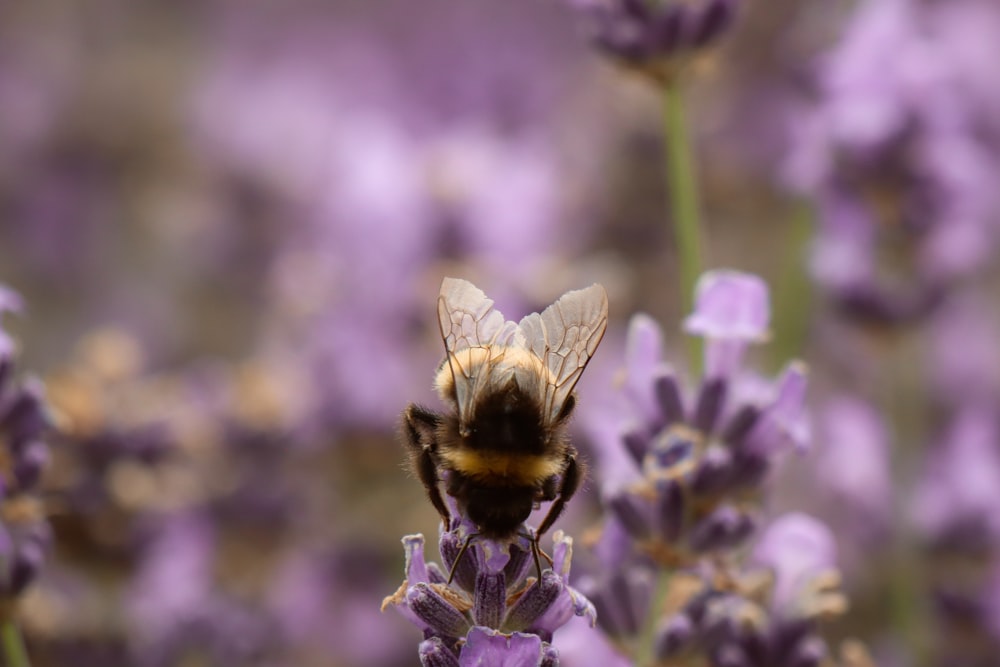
602, 272, 807, 566
0, 289, 52, 615
568, 0, 740, 83
571, 271, 860, 665
383, 511, 595, 667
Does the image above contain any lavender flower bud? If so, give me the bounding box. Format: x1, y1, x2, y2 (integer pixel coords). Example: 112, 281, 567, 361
693, 377, 728, 435
419, 637, 460, 667
622, 429, 650, 466
787, 635, 827, 667
689, 506, 756, 553
504, 570, 563, 632
407, 583, 472, 638
655, 613, 694, 658
607, 491, 653, 540
654, 370, 686, 427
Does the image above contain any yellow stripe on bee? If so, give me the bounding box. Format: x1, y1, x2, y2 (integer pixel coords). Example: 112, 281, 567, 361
442, 448, 564, 486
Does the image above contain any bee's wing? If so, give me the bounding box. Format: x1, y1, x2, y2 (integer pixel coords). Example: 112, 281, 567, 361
518, 284, 608, 426
437, 278, 521, 424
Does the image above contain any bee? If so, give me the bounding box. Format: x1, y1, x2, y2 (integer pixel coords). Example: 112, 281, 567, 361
402, 277, 608, 578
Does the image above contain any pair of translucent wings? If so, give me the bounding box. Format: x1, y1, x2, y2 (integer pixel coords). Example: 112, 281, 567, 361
437, 277, 609, 427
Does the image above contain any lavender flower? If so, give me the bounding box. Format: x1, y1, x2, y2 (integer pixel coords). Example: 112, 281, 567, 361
654, 513, 848, 666
383, 517, 596, 667
601, 271, 808, 565
0, 289, 53, 606
568, 0, 740, 83
784, 0, 1000, 325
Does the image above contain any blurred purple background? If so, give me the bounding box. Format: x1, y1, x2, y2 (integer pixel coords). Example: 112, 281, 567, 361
2, 0, 1000, 665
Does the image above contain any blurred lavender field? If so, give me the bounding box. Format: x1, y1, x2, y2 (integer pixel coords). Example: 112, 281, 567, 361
2, 0, 1000, 666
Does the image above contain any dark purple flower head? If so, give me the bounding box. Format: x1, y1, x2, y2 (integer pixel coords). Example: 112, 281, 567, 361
597, 271, 808, 565
0, 287, 53, 602
568, 0, 741, 84
383, 523, 596, 666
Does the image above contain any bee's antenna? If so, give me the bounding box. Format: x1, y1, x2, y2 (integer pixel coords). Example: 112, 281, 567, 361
447, 532, 479, 585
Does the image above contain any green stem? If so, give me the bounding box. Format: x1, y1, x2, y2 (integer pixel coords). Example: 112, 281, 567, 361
1, 620, 31, 667
662, 80, 705, 375
768, 200, 814, 370
636, 569, 672, 667
883, 331, 931, 667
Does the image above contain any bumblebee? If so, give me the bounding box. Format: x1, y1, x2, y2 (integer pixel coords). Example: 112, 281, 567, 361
403, 277, 608, 576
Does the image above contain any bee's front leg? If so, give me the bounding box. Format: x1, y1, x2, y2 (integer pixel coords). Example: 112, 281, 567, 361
402, 404, 451, 529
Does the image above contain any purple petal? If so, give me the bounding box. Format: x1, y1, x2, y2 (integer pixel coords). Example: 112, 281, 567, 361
458, 627, 543, 667
503, 570, 563, 632
405, 534, 432, 585
743, 362, 811, 455
683, 271, 771, 342
623, 314, 668, 424
407, 583, 472, 638
752, 513, 838, 613
550, 532, 573, 580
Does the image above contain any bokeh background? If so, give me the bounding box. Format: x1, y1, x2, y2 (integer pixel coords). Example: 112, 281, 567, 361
2, 0, 1000, 665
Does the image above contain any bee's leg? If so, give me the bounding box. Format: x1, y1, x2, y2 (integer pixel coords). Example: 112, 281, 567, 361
535, 452, 584, 539
446, 532, 479, 585
525, 529, 555, 580
403, 404, 451, 529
